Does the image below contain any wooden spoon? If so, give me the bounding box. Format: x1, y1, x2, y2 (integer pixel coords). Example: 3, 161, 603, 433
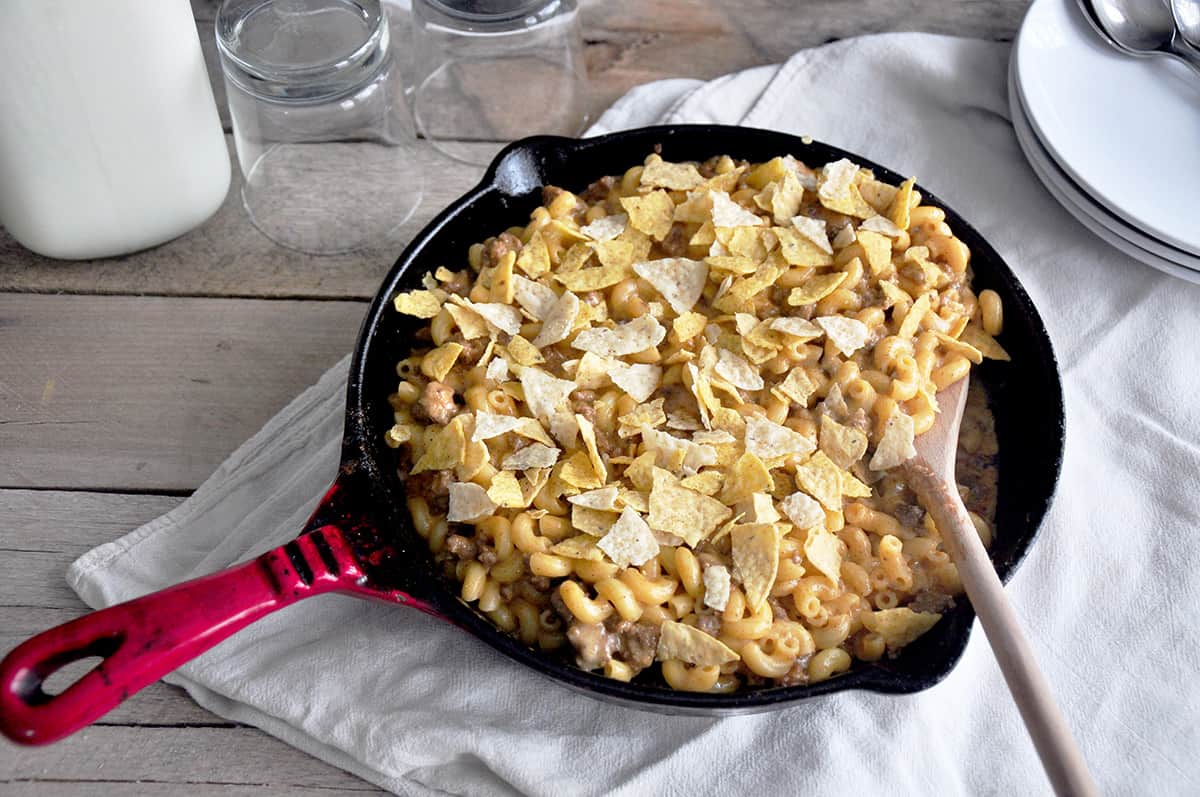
903, 376, 1097, 797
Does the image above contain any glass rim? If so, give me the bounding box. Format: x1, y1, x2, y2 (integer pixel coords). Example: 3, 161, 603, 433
215, 0, 389, 100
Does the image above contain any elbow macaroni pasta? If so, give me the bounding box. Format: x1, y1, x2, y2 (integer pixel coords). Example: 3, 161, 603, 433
386, 152, 1005, 691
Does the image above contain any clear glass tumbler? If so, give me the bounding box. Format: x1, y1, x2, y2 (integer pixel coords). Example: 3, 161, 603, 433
410, 0, 590, 165
216, 0, 424, 254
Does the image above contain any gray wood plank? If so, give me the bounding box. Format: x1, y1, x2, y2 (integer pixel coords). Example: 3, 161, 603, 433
0, 727, 381, 792
0, 294, 361, 491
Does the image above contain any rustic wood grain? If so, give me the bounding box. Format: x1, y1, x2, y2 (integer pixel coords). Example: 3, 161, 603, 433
0, 294, 361, 491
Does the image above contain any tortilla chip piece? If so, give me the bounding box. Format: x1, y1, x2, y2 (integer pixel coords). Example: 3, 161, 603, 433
592, 239, 635, 271
679, 470, 723, 496
648, 467, 733, 547
624, 450, 658, 492
732, 523, 780, 612
393, 289, 442, 318
641, 156, 705, 190
898, 292, 932, 339
715, 226, 775, 263
887, 178, 917, 231
641, 426, 716, 476
712, 261, 785, 314
794, 450, 843, 510
472, 410, 525, 441
704, 255, 759, 275
423, 343, 463, 383
560, 451, 605, 490
597, 507, 660, 568
516, 231, 551, 276
571, 315, 666, 357
788, 272, 847, 306
745, 416, 816, 467
862, 608, 941, 652
814, 315, 870, 356
791, 215, 834, 254
611, 362, 661, 403
934, 331, 984, 364
576, 414, 608, 484
504, 335, 543, 367
803, 527, 843, 583
861, 214, 904, 238
572, 504, 619, 536
841, 470, 873, 498
550, 535, 605, 561
671, 311, 709, 344
819, 414, 868, 470
531, 291, 580, 348
617, 398, 667, 438
501, 443, 560, 471
633, 257, 708, 315
738, 492, 782, 524
511, 275, 557, 320
714, 348, 765, 391
856, 230, 893, 277
620, 190, 675, 241
554, 264, 630, 292
781, 490, 826, 530
702, 565, 731, 611
870, 411, 917, 471
720, 452, 774, 505
568, 485, 619, 511
487, 470, 526, 508
710, 191, 764, 228
519, 367, 576, 426
447, 482, 496, 522
657, 620, 740, 666
960, 324, 1011, 361
755, 171, 805, 226
411, 416, 467, 474
490, 251, 517, 304
580, 213, 627, 242
775, 226, 835, 267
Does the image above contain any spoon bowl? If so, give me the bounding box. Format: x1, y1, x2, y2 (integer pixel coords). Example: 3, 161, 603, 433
1172, 0, 1200, 48
1084, 0, 1200, 74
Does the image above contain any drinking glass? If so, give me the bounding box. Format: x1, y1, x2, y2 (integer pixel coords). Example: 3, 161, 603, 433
217, 0, 424, 254
409, 0, 590, 165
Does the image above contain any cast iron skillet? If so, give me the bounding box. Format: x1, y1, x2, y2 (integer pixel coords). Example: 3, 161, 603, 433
0, 125, 1064, 745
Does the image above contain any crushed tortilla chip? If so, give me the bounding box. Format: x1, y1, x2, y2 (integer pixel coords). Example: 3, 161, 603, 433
393, 289, 442, 318
841, 470, 873, 498
506, 335, 544, 366
715, 348, 765, 391
794, 450, 843, 510
560, 450, 605, 490
423, 343, 463, 382
819, 414, 868, 470
861, 214, 903, 238
447, 482, 496, 522
551, 535, 605, 561
501, 443, 561, 471
774, 367, 817, 407
898, 292, 932, 339
597, 507, 659, 568
781, 491, 826, 530
657, 620, 740, 666
411, 416, 467, 473
515, 230, 551, 276
788, 272, 847, 306
617, 398, 667, 437
572, 315, 666, 357
620, 190, 675, 241
887, 178, 917, 230
744, 416, 816, 466
648, 467, 733, 547
960, 324, 1011, 361
576, 414, 607, 484
862, 608, 941, 651
870, 410, 916, 471
672, 311, 709, 344
512, 275, 557, 319
738, 492, 782, 524
491, 251, 516, 304
531, 291, 580, 348
568, 485, 619, 511
720, 451, 774, 504
702, 565, 731, 611
580, 213, 627, 242
732, 523, 780, 612
792, 215, 834, 254
679, 470, 724, 496
611, 362, 662, 403
803, 527, 843, 583
856, 229, 893, 276
814, 315, 870, 356
487, 470, 526, 508
572, 504, 619, 536
633, 257, 708, 314
641, 156, 705, 190
554, 264, 630, 292
519, 367, 576, 427
446, 303, 489, 340
775, 226, 835, 267
934, 331, 983, 364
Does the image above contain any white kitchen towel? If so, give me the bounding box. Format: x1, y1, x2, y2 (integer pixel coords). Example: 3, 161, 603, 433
68, 33, 1200, 796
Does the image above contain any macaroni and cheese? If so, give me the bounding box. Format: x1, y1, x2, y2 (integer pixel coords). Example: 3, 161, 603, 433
386, 152, 1007, 691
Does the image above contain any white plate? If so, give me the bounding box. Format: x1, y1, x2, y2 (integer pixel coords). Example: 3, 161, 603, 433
1009, 62, 1200, 284
1009, 58, 1200, 271
1014, 0, 1200, 255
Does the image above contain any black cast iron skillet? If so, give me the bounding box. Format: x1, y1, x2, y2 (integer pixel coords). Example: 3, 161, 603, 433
0, 125, 1064, 745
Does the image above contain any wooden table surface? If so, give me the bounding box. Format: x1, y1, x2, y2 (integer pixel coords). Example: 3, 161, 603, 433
0, 0, 1028, 792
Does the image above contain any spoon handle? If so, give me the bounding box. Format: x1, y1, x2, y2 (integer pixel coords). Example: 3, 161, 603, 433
904, 459, 1099, 797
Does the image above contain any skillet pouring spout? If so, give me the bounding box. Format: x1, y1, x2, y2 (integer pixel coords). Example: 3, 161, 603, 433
0, 470, 437, 746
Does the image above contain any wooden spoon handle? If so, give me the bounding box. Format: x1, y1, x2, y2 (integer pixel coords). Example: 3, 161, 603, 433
905, 457, 1098, 797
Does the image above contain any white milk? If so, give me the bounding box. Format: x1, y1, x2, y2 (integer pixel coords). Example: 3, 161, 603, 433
0, 0, 231, 259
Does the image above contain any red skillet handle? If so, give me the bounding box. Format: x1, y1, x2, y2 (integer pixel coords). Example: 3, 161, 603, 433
0, 525, 363, 746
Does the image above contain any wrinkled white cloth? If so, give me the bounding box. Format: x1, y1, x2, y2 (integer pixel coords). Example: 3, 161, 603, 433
69, 34, 1200, 796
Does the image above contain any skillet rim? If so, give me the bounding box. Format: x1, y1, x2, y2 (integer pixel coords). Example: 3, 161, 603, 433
342, 124, 1065, 714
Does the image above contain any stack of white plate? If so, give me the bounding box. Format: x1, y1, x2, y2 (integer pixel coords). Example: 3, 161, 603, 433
1011, 0, 1200, 283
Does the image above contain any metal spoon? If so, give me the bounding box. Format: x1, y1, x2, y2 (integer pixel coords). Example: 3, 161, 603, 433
1082, 0, 1200, 75
1171, 0, 1200, 48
